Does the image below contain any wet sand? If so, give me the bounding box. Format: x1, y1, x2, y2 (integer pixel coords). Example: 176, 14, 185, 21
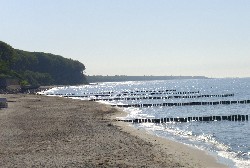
0, 94, 227, 167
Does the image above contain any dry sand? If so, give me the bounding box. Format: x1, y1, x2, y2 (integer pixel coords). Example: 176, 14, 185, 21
0, 94, 227, 167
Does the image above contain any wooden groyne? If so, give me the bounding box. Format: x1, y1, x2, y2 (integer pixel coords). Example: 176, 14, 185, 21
60, 90, 200, 98
58, 89, 177, 97
89, 93, 234, 101
112, 99, 250, 108
116, 91, 199, 96
121, 89, 176, 94
118, 114, 249, 123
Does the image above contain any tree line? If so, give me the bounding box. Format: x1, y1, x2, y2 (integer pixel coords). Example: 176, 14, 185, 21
0, 41, 87, 86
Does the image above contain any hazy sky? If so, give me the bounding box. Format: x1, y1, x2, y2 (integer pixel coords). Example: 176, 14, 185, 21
1, 0, 250, 77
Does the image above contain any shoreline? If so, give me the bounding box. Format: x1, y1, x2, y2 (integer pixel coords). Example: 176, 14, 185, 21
0, 94, 227, 167
111, 110, 228, 168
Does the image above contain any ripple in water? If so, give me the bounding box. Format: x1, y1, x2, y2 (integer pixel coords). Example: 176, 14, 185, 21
42, 78, 250, 168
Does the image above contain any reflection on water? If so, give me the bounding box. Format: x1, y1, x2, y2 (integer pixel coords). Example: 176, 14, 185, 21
43, 78, 250, 168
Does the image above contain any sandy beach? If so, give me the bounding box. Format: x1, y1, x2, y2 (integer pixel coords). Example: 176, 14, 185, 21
0, 94, 227, 167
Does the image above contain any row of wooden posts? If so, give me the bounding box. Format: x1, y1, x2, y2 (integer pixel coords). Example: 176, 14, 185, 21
62, 89, 178, 96
89, 93, 234, 101
121, 89, 177, 94
56, 90, 200, 98
117, 91, 199, 96
112, 99, 250, 108
118, 114, 249, 123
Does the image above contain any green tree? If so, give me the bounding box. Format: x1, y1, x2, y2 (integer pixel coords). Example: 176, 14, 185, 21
1, 40, 88, 85
0, 41, 16, 75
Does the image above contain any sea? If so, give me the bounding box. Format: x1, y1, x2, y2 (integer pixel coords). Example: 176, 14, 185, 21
41, 78, 250, 168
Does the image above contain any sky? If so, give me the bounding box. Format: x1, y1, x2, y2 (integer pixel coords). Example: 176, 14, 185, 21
1, 0, 250, 78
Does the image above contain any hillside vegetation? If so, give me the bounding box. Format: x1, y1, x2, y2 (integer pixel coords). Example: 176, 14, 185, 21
0, 41, 87, 86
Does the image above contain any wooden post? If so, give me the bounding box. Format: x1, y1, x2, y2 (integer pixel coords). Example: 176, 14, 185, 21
242, 115, 245, 121
222, 116, 228, 120
238, 115, 242, 121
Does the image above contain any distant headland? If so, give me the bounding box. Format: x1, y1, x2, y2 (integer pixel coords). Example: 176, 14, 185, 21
86, 75, 208, 83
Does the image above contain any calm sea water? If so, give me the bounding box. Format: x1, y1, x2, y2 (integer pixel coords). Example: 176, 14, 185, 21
42, 78, 250, 168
